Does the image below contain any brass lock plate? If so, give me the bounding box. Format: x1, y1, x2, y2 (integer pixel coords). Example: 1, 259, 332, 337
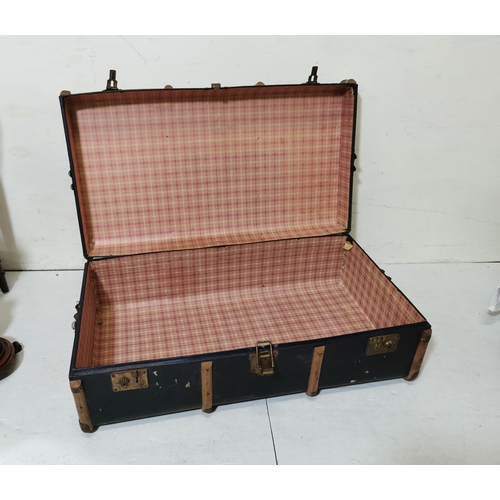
249, 341, 277, 376
111, 369, 149, 392
366, 334, 400, 356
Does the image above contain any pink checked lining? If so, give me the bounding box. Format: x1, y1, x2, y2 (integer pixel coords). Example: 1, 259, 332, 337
76, 237, 423, 367
66, 85, 424, 368
65, 86, 353, 257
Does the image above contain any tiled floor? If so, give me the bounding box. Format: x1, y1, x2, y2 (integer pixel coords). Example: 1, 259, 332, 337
1, 263, 500, 464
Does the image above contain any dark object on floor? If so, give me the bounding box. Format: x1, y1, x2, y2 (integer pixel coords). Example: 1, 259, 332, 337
0, 260, 8, 293
0, 338, 23, 376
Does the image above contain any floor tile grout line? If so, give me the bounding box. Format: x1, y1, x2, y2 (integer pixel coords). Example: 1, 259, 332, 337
378, 261, 500, 266
265, 399, 278, 465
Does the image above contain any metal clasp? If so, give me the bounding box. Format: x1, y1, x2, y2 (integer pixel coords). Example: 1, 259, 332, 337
250, 341, 277, 376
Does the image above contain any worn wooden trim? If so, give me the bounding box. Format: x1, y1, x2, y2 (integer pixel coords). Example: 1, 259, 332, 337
70, 379, 96, 433
404, 329, 432, 381
201, 361, 213, 413
306, 346, 326, 397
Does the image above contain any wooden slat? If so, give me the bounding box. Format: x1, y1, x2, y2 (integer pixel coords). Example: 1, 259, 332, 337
201, 361, 213, 413
306, 346, 326, 397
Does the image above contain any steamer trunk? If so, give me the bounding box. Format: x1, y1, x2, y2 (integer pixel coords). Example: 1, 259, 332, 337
61, 68, 431, 432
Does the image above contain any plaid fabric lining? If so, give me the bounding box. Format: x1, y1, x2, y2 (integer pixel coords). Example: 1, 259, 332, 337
341, 243, 424, 329
75, 236, 423, 367
75, 269, 97, 367
65, 86, 354, 257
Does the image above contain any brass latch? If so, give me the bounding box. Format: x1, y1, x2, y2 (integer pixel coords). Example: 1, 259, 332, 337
111, 369, 149, 392
250, 341, 277, 376
366, 334, 400, 356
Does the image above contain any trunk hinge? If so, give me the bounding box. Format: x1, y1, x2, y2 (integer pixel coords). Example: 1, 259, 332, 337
105, 69, 119, 91
305, 66, 319, 85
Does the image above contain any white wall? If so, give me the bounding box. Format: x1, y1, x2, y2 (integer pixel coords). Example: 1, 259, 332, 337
0, 35, 499, 270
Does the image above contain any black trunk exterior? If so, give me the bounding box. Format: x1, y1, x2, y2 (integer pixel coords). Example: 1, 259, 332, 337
72, 321, 429, 427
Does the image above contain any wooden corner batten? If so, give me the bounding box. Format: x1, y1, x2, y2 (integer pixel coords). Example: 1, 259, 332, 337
404, 329, 432, 382
70, 379, 97, 433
